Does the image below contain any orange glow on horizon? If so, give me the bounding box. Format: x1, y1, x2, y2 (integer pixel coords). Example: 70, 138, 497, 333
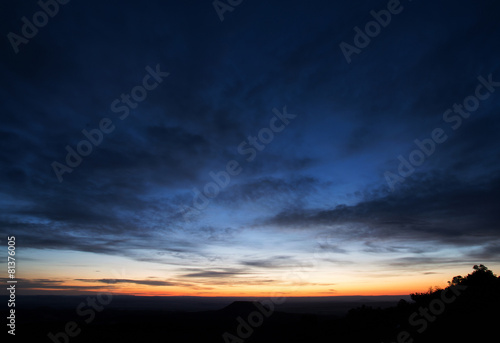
18, 279, 446, 297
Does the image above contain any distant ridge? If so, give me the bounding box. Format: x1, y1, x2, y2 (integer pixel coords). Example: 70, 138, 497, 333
219, 301, 261, 315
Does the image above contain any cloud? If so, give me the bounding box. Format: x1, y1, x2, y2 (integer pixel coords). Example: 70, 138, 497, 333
181, 269, 246, 278
1, 0, 499, 288
0, 278, 109, 292
75, 278, 179, 287
215, 176, 322, 208
240, 255, 312, 269
264, 171, 500, 258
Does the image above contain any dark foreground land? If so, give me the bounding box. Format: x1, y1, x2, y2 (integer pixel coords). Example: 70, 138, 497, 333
3, 265, 499, 343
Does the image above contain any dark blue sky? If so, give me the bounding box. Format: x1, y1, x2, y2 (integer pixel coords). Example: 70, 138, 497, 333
1, 0, 499, 295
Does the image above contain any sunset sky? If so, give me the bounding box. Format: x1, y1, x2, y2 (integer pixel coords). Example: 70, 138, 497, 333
1, 0, 499, 297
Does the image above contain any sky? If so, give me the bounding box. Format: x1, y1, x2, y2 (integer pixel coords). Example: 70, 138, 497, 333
0, 0, 499, 297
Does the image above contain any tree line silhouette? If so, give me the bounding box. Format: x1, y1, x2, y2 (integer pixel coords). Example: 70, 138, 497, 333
335, 264, 500, 342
